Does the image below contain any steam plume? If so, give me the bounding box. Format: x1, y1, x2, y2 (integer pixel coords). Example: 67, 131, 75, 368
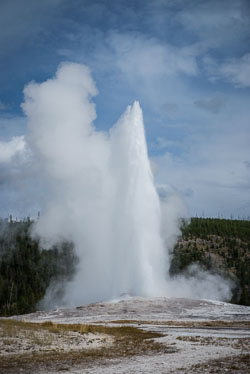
22, 62, 232, 307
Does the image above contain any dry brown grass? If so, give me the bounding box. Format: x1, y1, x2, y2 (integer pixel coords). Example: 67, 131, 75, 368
0, 319, 170, 373
186, 354, 250, 374
108, 319, 250, 329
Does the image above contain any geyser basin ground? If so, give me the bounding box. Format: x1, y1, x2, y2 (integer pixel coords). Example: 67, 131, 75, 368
2, 297, 250, 374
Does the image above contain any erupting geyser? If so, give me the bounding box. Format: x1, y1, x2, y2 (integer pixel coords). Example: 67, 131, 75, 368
22, 62, 233, 307
22, 62, 168, 306
108, 101, 167, 298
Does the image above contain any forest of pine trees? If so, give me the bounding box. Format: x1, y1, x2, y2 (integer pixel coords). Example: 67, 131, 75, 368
0, 219, 76, 316
0, 217, 249, 316
170, 217, 250, 306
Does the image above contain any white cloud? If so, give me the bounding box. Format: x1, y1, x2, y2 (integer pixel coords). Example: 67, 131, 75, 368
153, 123, 250, 218
108, 32, 199, 79
152, 93, 250, 218
203, 53, 250, 88
177, 0, 250, 48
0, 134, 37, 218
219, 53, 250, 88
0, 0, 249, 222
0, 136, 25, 163
63, 29, 202, 128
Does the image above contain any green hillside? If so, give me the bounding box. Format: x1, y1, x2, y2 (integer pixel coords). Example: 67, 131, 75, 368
0, 220, 76, 316
170, 218, 250, 306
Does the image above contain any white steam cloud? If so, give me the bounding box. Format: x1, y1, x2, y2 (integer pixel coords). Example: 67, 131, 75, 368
22, 62, 232, 307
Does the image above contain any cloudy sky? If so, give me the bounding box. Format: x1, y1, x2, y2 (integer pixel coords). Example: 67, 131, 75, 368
0, 0, 250, 218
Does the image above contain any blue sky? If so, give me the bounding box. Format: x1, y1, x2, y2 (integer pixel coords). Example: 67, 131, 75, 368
0, 0, 250, 218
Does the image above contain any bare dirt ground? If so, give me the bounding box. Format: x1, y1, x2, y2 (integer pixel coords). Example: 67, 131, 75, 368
1, 297, 250, 373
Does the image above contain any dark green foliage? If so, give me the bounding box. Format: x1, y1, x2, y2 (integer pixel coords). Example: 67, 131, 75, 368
181, 217, 250, 242
170, 218, 250, 306
0, 220, 77, 316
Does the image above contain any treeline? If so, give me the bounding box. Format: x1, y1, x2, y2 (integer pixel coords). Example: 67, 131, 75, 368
170, 217, 250, 306
181, 217, 250, 242
0, 217, 249, 316
0, 220, 76, 316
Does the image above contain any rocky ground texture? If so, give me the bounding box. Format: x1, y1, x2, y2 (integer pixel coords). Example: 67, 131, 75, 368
0, 297, 249, 373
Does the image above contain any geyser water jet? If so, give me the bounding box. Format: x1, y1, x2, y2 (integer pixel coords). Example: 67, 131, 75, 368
22, 62, 168, 306
22, 62, 233, 307
108, 101, 167, 298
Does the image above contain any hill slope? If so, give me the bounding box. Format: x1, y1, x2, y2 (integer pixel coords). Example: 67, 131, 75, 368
170, 218, 250, 306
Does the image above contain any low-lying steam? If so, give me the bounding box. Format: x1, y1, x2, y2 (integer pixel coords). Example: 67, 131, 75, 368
22, 63, 232, 307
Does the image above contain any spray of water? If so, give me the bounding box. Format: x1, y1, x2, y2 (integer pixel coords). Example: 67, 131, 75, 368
22, 62, 233, 307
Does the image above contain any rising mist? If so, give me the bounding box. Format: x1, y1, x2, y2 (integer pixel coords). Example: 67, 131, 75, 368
21, 63, 232, 307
